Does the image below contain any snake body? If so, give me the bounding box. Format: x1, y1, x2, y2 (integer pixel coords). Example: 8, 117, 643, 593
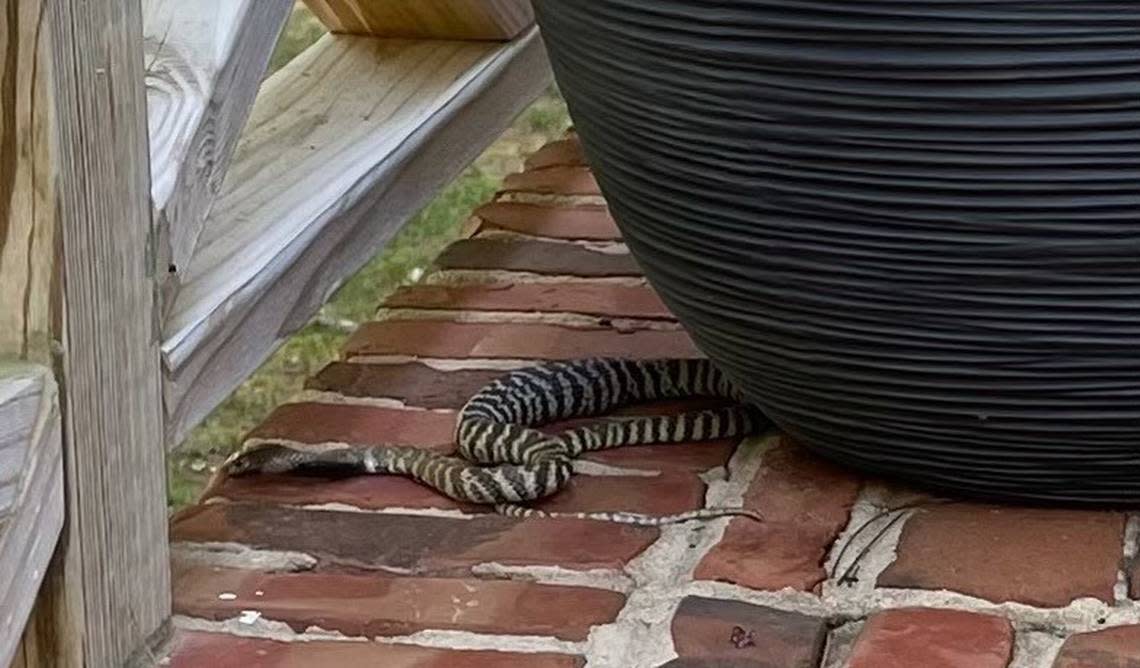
225, 358, 771, 525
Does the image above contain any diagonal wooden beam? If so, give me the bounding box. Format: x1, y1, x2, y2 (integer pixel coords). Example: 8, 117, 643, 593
142, 0, 294, 312
162, 28, 552, 445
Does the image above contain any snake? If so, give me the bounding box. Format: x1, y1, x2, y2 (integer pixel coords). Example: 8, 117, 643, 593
222, 358, 771, 526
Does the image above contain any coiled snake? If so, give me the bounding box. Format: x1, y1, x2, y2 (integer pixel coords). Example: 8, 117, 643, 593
223, 358, 770, 526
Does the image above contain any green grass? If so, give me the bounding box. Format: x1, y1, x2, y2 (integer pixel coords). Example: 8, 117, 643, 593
167, 7, 571, 509
267, 6, 327, 74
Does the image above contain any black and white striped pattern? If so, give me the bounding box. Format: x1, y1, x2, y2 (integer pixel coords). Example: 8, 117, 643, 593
225, 358, 770, 525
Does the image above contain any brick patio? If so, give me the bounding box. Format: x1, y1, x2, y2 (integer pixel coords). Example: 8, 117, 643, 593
162, 132, 1140, 667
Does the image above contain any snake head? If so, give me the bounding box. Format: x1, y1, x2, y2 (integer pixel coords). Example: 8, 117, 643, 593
222, 443, 299, 476
220, 450, 258, 477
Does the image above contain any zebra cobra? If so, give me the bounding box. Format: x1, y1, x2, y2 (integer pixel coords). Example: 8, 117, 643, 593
223, 358, 772, 526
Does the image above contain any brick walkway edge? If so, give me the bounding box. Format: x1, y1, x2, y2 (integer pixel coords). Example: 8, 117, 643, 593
162, 131, 1140, 668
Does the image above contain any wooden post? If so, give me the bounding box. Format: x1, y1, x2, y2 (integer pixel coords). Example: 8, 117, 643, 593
10, 0, 171, 665
1, 1, 65, 666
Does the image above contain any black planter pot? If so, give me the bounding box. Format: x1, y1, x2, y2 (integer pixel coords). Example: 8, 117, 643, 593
532, 1, 1140, 504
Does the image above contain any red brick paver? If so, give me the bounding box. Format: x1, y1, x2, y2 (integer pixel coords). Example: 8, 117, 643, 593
502, 166, 599, 195
694, 439, 861, 592
207, 472, 475, 511
165, 632, 585, 668
1053, 625, 1140, 667
668, 596, 827, 668
524, 138, 588, 170
879, 505, 1125, 607
436, 238, 639, 276
307, 362, 502, 408
248, 402, 456, 451
475, 202, 618, 240
172, 503, 657, 575
344, 321, 701, 361
534, 469, 705, 516
174, 566, 623, 640
383, 283, 670, 320
210, 467, 706, 518
847, 608, 1014, 668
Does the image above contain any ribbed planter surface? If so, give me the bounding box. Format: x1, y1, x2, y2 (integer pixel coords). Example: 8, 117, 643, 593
533, 1, 1140, 503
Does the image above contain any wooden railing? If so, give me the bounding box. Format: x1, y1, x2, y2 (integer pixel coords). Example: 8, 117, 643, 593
0, 1, 551, 665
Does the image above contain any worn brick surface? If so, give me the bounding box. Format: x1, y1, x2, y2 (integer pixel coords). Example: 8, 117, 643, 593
475, 202, 618, 240
436, 238, 639, 277
535, 469, 705, 516
165, 632, 585, 668
694, 439, 861, 592
502, 166, 599, 195
344, 321, 701, 361
210, 467, 705, 518
383, 282, 671, 320
307, 362, 502, 407
1053, 625, 1140, 668
584, 440, 738, 474
848, 608, 1014, 668
207, 472, 473, 510
524, 138, 588, 170
171, 503, 657, 574
248, 403, 456, 451
173, 566, 623, 640
668, 596, 826, 668
879, 504, 1125, 607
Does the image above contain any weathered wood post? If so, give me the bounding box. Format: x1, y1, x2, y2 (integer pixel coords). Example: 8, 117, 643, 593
3, 0, 171, 665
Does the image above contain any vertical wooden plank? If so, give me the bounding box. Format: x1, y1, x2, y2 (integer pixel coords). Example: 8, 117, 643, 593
0, 0, 56, 365
304, 0, 534, 40
1, 1, 66, 665
17, 0, 171, 665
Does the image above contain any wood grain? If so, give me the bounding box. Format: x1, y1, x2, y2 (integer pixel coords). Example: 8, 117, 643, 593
304, 0, 534, 40
0, 2, 63, 663
18, 0, 171, 665
0, 365, 62, 668
0, 0, 55, 365
162, 28, 551, 444
142, 0, 293, 313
